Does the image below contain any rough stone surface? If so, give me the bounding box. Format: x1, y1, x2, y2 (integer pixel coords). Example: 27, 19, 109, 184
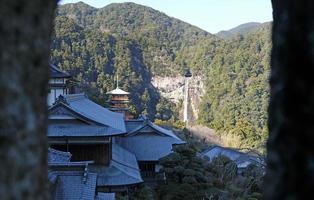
0, 1, 56, 199
152, 75, 205, 121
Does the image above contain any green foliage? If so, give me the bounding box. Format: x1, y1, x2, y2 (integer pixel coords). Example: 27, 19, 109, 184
131, 185, 155, 200
157, 143, 264, 200
198, 24, 271, 150
154, 118, 185, 130
155, 97, 177, 120
157, 144, 212, 200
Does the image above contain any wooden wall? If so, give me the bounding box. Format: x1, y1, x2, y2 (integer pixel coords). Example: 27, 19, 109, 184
51, 144, 110, 165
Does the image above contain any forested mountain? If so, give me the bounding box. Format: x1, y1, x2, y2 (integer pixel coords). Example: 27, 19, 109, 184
55, 2, 211, 75
216, 22, 263, 39
51, 2, 271, 150
200, 24, 271, 150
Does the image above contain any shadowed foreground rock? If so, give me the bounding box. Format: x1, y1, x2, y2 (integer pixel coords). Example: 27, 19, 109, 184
265, 0, 314, 199
0, 1, 56, 199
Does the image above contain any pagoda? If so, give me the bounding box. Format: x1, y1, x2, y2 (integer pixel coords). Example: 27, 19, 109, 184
106, 79, 133, 119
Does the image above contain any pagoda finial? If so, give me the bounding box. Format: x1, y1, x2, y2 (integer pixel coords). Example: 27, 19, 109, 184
116, 74, 119, 89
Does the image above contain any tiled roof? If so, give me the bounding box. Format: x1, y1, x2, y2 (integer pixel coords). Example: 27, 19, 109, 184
93, 165, 143, 187
52, 171, 97, 200
125, 120, 143, 132
147, 121, 182, 141
126, 116, 184, 141
200, 145, 263, 168
48, 143, 142, 188
116, 134, 183, 161
91, 142, 143, 186
48, 148, 72, 163
50, 64, 71, 78
48, 94, 126, 137
64, 94, 126, 133
112, 140, 140, 171
48, 124, 124, 137
119, 117, 185, 161
96, 193, 115, 200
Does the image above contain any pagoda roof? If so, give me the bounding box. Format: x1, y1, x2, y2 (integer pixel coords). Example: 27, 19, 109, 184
106, 87, 129, 95
50, 63, 71, 78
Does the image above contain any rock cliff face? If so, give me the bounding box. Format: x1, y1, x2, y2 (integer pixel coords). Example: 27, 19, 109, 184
152, 76, 205, 121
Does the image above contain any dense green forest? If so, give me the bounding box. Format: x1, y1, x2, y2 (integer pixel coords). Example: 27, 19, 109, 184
199, 25, 271, 150
51, 2, 271, 150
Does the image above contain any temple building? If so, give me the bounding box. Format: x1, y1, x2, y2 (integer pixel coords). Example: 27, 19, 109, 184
48, 94, 143, 199
116, 116, 185, 183
47, 65, 185, 199
106, 86, 133, 120
48, 64, 72, 106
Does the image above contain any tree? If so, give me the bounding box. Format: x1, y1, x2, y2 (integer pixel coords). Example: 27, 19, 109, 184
157, 144, 211, 200
265, 0, 314, 199
0, 1, 57, 199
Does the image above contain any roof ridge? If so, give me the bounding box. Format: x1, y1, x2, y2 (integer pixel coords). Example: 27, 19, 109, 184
48, 147, 72, 156
148, 121, 183, 140
70, 96, 126, 130
50, 63, 71, 77
50, 94, 127, 132
202, 145, 248, 156
126, 118, 183, 141
65, 93, 87, 102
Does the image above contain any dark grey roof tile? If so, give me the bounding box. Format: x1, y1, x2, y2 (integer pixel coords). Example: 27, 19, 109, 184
48, 124, 124, 137
64, 94, 126, 132
48, 148, 72, 163
90, 143, 143, 186
50, 64, 71, 78
53, 171, 97, 200
116, 134, 182, 161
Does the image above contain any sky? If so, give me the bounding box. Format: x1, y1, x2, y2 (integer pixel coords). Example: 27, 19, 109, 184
59, 0, 272, 33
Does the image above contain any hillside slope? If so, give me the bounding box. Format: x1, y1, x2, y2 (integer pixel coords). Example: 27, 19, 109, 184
217, 22, 263, 39
56, 2, 213, 75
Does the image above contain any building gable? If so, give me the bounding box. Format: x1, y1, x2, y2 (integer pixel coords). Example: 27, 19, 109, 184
49, 103, 98, 125
127, 124, 165, 137
48, 95, 127, 140
126, 120, 183, 141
